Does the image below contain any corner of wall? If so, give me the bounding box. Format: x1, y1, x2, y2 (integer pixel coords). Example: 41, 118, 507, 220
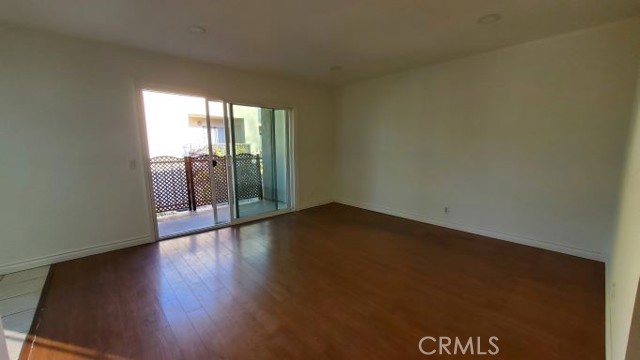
607, 60, 640, 360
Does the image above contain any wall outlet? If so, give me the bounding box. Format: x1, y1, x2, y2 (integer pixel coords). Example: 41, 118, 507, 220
444, 207, 450, 214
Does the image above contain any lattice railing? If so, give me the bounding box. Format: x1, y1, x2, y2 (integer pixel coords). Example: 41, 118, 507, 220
149, 156, 190, 213
149, 155, 262, 214
212, 155, 230, 204
234, 153, 264, 201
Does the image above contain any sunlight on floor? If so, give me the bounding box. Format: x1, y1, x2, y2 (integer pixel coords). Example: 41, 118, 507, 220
29, 337, 109, 360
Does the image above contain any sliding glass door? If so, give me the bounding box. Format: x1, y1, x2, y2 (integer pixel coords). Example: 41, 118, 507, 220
227, 104, 291, 219
142, 89, 292, 239
141, 91, 231, 239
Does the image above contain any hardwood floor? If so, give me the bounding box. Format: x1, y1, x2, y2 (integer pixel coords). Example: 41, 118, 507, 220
21, 204, 604, 359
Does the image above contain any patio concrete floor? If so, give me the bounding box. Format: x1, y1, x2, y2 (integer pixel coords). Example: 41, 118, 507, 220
156, 200, 286, 238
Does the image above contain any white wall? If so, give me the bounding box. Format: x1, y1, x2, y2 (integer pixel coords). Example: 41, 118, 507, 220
335, 18, 640, 261
0, 25, 335, 274
609, 70, 640, 360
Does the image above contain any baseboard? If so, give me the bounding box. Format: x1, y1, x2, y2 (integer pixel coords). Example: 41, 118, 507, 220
0, 235, 152, 275
337, 198, 605, 262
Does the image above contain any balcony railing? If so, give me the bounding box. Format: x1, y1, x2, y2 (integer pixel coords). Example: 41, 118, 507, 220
149, 154, 262, 214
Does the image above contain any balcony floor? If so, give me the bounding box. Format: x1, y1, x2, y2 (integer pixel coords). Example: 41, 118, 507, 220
156, 199, 286, 238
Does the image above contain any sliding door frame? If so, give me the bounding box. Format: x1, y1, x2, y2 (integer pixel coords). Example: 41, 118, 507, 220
226, 102, 295, 225
135, 83, 296, 241
228, 103, 239, 219
204, 100, 219, 224
135, 88, 160, 243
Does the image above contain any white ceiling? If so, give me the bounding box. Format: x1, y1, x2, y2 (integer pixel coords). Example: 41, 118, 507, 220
1, 0, 639, 84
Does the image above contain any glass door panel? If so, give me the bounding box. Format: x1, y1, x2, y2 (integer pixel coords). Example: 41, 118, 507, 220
206, 100, 232, 225
274, 109, 290, 210
142, 90, 222, 239
228, 104, 291, 219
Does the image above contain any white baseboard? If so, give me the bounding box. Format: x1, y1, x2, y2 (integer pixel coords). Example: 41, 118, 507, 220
337, 198, 605, 262
0, 235, 152, 275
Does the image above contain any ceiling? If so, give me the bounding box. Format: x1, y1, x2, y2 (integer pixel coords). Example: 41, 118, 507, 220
1, 0, 639, 85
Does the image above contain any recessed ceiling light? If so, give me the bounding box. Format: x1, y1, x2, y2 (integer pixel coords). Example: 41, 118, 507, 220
477, 13, 502, 25
330, 65, 342, 72
189, 25, 207, 34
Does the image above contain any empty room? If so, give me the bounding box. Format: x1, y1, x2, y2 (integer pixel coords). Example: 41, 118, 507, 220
1, 1, 640, 359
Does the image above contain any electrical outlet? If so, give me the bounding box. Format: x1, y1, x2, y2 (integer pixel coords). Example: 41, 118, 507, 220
444, 207, 450, 214
128, 159, 137, 170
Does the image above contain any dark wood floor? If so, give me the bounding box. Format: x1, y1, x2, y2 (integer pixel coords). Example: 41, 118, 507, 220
21, 203, 604, 359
